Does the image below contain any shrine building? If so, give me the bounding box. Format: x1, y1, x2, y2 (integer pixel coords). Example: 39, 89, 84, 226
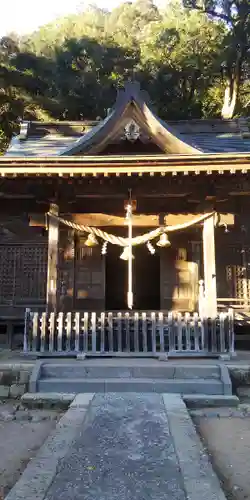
1, 81, 250, 355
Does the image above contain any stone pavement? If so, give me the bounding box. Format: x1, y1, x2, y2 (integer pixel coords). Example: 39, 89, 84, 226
45, 394, 186, 500
5, 393, 227, 500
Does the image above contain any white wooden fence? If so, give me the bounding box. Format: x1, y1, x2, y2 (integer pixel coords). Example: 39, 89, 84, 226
23, 309, 235, 357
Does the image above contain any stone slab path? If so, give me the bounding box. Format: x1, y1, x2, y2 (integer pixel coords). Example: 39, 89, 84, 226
5, 393, 227, 500
45, 393, 186, 500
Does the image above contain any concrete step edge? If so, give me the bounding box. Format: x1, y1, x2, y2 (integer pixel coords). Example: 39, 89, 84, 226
38, 379, 225, 394
21, 392, 239, 410
38, 377, 223, 384
183, 394, 239, 408
21, 392, 75, 409
41, 364, 221, 372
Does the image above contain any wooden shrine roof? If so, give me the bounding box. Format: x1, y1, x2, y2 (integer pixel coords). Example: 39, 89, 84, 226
5, 81, 250, 159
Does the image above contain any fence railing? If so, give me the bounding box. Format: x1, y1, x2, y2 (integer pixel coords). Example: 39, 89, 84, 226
23, 309, 235, 357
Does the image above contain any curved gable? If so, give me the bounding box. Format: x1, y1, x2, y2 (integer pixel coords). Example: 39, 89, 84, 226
59, 82, 202, 156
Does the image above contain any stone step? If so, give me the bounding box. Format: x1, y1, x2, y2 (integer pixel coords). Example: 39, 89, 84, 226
40, 363, 221, 380
21, 391, 239, 410
37, 377, 224, 394
183, 394, 239, 408
21, 392, 75, 409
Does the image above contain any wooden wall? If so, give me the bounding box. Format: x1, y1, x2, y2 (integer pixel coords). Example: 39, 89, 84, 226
0, 229, 47, 316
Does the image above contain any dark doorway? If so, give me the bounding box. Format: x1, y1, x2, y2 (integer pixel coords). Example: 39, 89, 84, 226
105, 244, 127, 310
105, 244, 160, 310
134, 246, 160, 310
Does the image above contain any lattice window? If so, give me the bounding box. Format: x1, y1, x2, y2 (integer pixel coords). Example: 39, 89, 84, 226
226, 264, 250, 299
0, 244, 47, 305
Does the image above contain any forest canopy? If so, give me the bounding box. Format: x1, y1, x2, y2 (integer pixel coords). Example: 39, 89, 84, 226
0, 0, 249, 152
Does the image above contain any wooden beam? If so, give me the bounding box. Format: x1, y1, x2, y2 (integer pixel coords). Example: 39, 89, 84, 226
46, 203, 59, 313
0, 196, 243, 215
29, 212, 235, 228
203, 215, 217, 318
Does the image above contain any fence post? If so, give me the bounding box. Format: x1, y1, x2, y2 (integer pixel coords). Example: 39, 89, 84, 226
108, 312, 113, 352
211, 316, 217, 353
74, 312, 80, 352
177, 312, 183, 351
83, 312, 89, 353
125, 312, 130, 352
66, 312, 72, 352
184, 312, 191, 351
100, 312, 105, 353
193, 312, 199, 351
32, 313, 39, 352
40, 312, 47, 353
219, 312, 226, 353
203, 316, 208, 352
198, 280, 205, 318
134, 312, 139, 353
168, 312, 174, 352
142, 312, 147, 352
228, 308, 235, 356
91, 312, 97, 354
151, 312, 156, 354
23, 308, 30, 353
57, 312, 64, 352
117, 312, 122, 352
49, 312, 55, 352
158, 312, 164, 352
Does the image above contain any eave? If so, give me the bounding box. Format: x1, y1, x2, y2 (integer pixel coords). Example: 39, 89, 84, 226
0, 153, 250, 177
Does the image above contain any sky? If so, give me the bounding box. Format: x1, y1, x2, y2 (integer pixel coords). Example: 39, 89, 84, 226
0, 0, 128, 37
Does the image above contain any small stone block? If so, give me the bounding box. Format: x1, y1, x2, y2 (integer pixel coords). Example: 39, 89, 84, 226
76, 353, 86, 360
158, 353, 168, 362
15, 410, 32, 422
219, 354, 231, 361
0, 410, 14, 421
21, 392, 75, 409
1, 371, 17, 385
18, 370, 31, 385
183, 394, 239, 409
0, 385, 10, 398
10, 384, 26, 398
70, 393, 94, 408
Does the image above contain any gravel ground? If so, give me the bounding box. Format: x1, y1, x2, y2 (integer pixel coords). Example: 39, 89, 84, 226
0, 401, 62, 497
191, 404, 250, 500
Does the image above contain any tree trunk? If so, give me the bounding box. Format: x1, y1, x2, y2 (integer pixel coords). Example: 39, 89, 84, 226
221, 75, 238, 119
221, 54, 241, 119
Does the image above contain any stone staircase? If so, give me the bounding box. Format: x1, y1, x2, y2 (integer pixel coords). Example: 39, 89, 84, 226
31, 360, 233, 396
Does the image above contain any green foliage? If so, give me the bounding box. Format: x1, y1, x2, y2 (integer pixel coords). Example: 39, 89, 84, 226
182, 0, 250, 115
0, 0, 248, 151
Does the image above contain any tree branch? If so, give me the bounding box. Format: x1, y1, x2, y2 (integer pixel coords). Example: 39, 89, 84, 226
205, 9, 232, 24
186, 3, 232, 24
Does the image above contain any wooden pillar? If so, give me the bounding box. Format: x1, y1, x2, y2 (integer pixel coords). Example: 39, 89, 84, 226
46, 203, 59, 313
203, 214, 217, 318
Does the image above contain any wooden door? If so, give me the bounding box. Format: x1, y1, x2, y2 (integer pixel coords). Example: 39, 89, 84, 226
74, 241, 105, 311
160, 247, 198, 311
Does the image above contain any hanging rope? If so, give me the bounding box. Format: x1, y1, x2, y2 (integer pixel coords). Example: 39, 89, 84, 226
47, 211, 215, 247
